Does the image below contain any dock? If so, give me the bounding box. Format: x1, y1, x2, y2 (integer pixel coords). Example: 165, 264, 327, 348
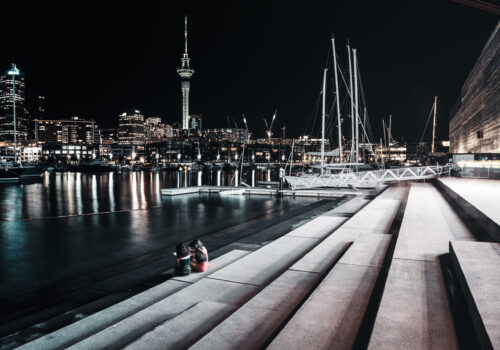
160, 185, 363, 198
6, 178, 500, 350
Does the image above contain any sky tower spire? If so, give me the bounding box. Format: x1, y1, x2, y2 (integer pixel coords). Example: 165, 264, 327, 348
184, 16, 188, 55
177, 15, 194, 130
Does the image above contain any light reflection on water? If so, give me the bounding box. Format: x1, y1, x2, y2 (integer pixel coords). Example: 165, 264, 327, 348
0, 169, 282, 221
0, 170, 326, 300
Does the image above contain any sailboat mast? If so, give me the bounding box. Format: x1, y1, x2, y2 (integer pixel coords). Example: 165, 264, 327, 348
353, 48, 359, 164
388, 114, 392, 162
347, 42, 354, 163
321, 68, 328, 173
332, 37, 342, 164
431, 96, 437, 153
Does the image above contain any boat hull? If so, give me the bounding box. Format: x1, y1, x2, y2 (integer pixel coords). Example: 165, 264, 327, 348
0, 167, 24, 182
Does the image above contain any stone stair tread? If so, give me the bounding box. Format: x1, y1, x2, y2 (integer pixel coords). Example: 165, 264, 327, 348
268, 264, 381, 350
16, 249, 250, 350
394, 183, 475, 262
190, 260, 345, 350
368, 183, 460, 349
67, 278, 255, 350
439, 178, 500, 227
450, 240, 500, 349
368, 258, 458, 349
188, 270, 321, 350
122, 301, 236, 350
267, 233, 392, 350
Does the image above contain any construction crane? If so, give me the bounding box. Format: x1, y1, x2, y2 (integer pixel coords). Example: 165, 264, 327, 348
263, 109, 277, 145
281, 124, 286, 140
452, 0, 500, 15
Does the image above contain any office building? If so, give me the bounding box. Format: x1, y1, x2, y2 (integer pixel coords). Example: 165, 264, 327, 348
189, 114, 202, 131
35, 117, 99, 145
0, 64, 28, 142
118, 110, 145, 145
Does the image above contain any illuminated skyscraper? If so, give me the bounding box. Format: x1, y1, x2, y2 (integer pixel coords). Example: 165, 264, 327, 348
118, 110, 145, 145
0, 64, 27, 142
177, 16, 194, 130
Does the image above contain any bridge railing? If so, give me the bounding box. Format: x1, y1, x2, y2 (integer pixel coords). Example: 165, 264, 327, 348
285, 164, 453, 189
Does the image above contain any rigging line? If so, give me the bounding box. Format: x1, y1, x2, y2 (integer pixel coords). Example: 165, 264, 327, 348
358, 112, 377, 167
308, 90, 322, 136
356, 57, 368, 110
419, 103, 435, 143
337, 60, 352, 99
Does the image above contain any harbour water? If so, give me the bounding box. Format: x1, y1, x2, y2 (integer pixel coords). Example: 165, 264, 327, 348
0, 170, 332, 301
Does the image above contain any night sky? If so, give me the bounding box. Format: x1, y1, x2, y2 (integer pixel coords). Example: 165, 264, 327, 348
3, 1, 498, 142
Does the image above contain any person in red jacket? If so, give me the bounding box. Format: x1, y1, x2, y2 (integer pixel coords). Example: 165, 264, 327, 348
188, 240, 209, 272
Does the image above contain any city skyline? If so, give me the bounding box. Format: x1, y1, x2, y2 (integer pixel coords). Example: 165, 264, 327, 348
1, 1, 498, 141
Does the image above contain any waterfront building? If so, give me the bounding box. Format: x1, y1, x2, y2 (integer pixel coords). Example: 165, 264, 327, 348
0, 64, 28, 142
145, 117, 173, 143
118, 110, 145, 145
202, 128, 248, 143
27, 93, 46, 120
450, 22, 499, 156
101, 128, 118, 145
40, 143, 98, 160
189, 114, 202, 131
26, 93, 46, 141
35, 117, 99, 145
177, 16, 195, 130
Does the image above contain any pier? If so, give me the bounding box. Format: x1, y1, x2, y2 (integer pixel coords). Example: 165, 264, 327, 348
4, 177, 498, 349
160, 186, 362, 198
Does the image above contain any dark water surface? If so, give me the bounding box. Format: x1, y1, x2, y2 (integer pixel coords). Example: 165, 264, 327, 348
0, 171, 323, 300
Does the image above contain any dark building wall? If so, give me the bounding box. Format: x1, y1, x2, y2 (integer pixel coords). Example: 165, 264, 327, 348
450, 21, 500, 154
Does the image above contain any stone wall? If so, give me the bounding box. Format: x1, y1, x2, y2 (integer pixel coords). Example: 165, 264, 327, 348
450, 21, 500, 154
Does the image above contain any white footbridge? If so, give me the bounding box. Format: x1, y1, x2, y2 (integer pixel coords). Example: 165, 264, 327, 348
285, 164, 453, 190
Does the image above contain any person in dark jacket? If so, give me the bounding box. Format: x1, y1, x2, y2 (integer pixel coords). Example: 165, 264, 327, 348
175, 243, 191, 276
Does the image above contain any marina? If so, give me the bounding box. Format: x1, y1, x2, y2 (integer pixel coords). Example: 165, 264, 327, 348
0, 2, 499, 350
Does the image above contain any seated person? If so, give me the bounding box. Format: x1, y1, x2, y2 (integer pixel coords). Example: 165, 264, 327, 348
174, 243, 191, 276
188, 239, 209, 272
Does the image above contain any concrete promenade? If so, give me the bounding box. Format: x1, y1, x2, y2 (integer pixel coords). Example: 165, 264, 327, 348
4, 178, 500, 350
439, 178, 500, 227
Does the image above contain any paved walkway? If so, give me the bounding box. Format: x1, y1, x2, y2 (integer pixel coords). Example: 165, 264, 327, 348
439, 178, 500, 227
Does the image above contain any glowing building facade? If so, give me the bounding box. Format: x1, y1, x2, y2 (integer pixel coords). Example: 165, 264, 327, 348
118, 110, 145, 145
0, 65, 28, 142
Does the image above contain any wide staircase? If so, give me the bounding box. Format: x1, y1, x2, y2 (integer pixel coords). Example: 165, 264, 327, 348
2, 179, 499, 350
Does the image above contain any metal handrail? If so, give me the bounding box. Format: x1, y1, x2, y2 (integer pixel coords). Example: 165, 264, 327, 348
285, 164, 453, 189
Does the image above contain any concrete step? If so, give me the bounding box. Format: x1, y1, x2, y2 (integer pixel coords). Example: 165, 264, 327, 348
0, 292, 131, 350
449, 241, 500, 350
436, 178, 500, 242
59, 194, 375, 349
267, 233, 392, 350
394, 182, 475, 262
368, 183, 462, 350
187, 188, 405, 350
123, 301, 236, 350
368, 259, 458, 350
16, 249, 250, 350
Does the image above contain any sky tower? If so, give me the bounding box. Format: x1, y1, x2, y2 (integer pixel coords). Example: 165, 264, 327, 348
177, 16, 194, 130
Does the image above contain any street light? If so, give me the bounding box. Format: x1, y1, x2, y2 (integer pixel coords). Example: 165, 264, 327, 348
7, 64, 20, 163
